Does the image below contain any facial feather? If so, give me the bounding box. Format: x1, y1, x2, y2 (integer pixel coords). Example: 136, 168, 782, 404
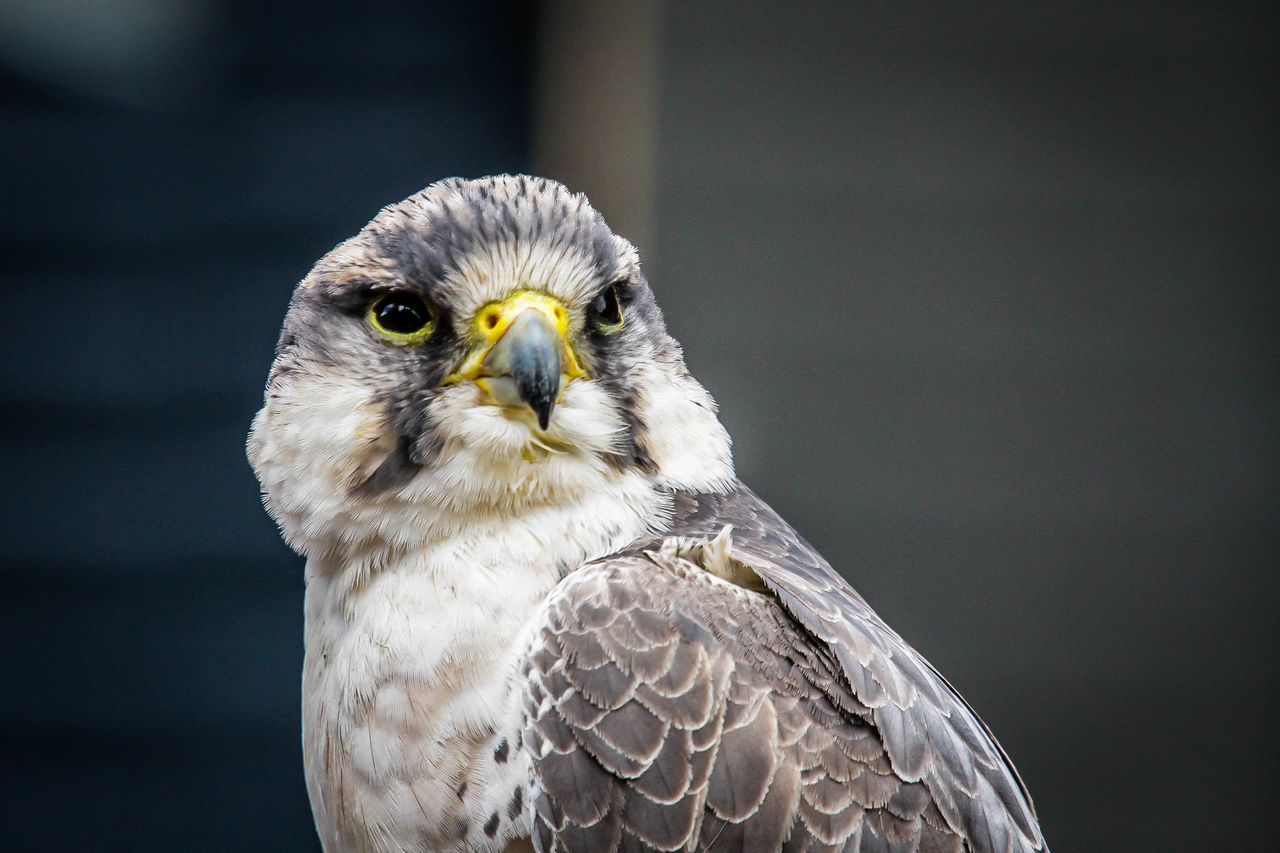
250, 175, 732, 564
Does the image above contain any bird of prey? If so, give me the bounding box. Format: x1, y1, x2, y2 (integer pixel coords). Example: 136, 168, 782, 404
248, 175, 1048, 853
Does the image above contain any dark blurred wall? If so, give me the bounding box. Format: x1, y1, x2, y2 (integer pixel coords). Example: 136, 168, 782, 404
652, 4, 1277, 852
1, 2, 1275, 852
0, 2, 533, 850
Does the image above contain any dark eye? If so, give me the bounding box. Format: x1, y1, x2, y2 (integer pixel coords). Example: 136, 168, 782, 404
369, 292, 436, 341
589, 284, 624, 331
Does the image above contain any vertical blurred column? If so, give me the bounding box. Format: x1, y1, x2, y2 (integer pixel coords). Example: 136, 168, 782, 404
533, 0, 661, 259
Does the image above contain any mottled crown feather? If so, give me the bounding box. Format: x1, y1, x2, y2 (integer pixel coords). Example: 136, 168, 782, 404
307, 175, 639, 315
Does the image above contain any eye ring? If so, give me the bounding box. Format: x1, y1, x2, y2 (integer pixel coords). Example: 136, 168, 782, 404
588, 284, 625, 332
368, 291, 437, 343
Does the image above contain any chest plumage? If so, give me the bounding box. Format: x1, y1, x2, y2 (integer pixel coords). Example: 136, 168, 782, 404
267, 431, 676, 851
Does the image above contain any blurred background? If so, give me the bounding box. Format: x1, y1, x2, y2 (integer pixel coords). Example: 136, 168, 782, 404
2, 1, 1275, 850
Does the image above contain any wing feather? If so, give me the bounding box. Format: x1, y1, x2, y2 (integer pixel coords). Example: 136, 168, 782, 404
522, 483, 1048, 852
664, 485, 1048, 851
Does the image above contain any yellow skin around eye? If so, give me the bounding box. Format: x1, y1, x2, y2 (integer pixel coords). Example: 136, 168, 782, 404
368, 294, 436, 345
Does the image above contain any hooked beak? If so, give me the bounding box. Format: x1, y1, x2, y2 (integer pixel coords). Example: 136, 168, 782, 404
444, 292, 583, 429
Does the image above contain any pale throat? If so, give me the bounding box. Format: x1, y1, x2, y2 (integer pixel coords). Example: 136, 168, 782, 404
303, 443, 673, 708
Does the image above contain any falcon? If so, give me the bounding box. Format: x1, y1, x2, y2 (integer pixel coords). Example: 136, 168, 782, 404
248, 175, 1049, 853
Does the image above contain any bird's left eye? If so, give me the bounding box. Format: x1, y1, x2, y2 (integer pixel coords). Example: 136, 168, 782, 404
369, 292, 437, 342
588, 284, 625, 331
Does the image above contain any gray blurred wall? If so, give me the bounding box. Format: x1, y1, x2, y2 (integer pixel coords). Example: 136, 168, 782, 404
651, 6, 1277, 851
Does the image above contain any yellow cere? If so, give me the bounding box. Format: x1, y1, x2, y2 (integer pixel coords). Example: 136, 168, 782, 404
447, 290, 585, 383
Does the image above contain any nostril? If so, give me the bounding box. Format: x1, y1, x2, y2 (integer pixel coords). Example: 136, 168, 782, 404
483, 311, 500, 330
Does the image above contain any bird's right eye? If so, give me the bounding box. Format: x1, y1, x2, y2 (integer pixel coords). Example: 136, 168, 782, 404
369, 292, 437, 343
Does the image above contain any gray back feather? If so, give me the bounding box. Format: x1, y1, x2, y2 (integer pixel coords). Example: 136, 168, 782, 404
522, 482, 1048, 853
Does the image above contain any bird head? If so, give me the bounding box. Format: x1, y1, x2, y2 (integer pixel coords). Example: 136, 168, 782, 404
248, 176, 734, 558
